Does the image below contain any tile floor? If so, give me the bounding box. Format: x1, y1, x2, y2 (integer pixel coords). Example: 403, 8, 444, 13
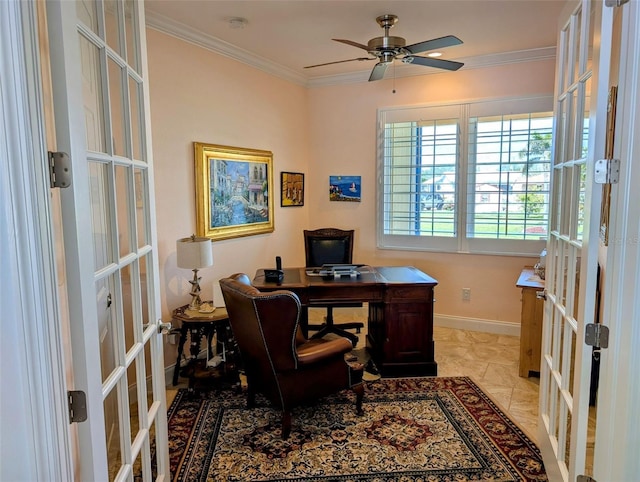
432, 324, 540, 443
167, 307, 541, 444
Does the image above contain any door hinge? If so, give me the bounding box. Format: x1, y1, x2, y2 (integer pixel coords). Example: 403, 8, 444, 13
577, 475, 597, 482
585, 323, 609, 349
605, 0, 629, 7
594, 158, 620, 184
48, 151, 72, 188
68, 390, 87, 423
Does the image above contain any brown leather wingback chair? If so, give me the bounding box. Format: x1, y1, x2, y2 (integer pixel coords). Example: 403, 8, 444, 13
219, 273, 364, 439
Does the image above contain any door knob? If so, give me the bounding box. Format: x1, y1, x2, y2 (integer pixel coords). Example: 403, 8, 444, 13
157, 319, 172, 334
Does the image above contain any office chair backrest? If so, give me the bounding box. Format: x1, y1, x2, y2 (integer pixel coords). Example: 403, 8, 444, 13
303, 228, 354, 267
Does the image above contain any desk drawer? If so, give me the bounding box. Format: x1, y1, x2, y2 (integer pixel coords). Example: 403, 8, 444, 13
307, 285, 383, 303
384, 285, 433, 302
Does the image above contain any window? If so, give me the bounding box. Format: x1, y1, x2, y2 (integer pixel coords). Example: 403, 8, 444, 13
378, 97, 552, 255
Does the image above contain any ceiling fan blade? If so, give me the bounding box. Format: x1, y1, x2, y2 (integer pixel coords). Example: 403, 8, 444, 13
333, 38, 370, 51
369, 62, 389, 82
404, 55, 464, 71
304, 57, 374, 69
404, 35, 463, 55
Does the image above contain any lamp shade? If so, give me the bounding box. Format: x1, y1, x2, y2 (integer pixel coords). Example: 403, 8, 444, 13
176, 235, 213, 269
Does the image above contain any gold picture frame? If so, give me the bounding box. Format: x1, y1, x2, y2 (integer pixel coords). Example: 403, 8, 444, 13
194, 142, 274, 241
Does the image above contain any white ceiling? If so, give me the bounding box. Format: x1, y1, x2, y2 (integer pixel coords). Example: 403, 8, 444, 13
144, 0, 567, 85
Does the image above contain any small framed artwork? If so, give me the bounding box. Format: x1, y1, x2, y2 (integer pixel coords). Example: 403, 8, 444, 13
329, 175, 361, 202
194, 142, 274, 241
281, 171, 305, 207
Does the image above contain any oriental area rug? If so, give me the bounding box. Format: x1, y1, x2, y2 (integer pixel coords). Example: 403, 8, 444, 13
167, 377, 547, 481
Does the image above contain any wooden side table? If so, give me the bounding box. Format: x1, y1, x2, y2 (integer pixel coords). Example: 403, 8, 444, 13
516, 267, 545, 377
171, 304, 230, 386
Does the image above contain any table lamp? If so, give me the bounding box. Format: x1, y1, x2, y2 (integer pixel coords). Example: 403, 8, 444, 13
176, 234, 213, 310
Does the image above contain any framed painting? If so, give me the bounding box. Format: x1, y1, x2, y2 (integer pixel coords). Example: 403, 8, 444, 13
280, 171, 305, 207
194, 142, 274, 240
329, 175, 361, 202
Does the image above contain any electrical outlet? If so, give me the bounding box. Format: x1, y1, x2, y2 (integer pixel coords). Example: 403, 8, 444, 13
462, 288, 471, 301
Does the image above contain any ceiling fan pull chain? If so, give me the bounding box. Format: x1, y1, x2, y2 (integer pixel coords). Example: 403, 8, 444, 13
392, 62, 396, 94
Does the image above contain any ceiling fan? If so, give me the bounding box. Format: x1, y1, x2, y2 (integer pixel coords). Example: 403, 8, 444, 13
304, 14, 464, 81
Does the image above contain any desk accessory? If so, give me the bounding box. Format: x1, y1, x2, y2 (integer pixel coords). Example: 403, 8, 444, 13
177, 234, 214, 310
264, 256, 284, 282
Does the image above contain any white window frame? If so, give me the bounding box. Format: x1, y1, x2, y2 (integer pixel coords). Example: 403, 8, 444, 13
377, 95, 553, 256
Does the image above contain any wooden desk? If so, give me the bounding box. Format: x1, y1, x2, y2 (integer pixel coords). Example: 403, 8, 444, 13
252, 266, 438, 377
516, 267, 545, 377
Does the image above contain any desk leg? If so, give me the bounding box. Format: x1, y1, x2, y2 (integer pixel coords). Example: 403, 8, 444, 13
172, 326, 188, 386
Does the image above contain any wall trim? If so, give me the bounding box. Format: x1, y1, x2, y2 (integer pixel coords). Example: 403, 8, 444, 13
145, 10, 555, 89
145, 11, 307, 86
434, 313, 521, 337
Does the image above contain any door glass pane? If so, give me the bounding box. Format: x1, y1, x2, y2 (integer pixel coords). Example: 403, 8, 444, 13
562, 252, 569, 308
121, 262, 135, 355
547, 236, 558, 293
552, 306, 562, 368
561, 27, 571, 92
573, 251, 582, 319
139, 254, 150, 328
586, 1, 597, 72
76, 0, 98, 35
555, 98, 566, 165
573, 7, 583, 84
89, 161, 113, 270
98, 276, 117, 383
115, 165, 131, 257
558, 311, 566, 371
129, 76, 143, 161
570, 89, 580, 158
560, 167, 573, 237
551, 170, 561, 233
128, 355, 141, 445
124, 0, 140, 73
143, 339, 153, 410
108, 58, 126, 157
565, 408, 572, 465
569, 328, 577, 396
79, 34, 106, 153
581, 77, 592, 158
104, 387, 122, 481
134, 169, 148, 248
104, 0, 120, 55
577, 163, 587, 241
552, 382, 561, 441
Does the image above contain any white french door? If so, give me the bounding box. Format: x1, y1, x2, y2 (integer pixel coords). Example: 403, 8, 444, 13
538, 0, 616, 480
47, 0, 169, 480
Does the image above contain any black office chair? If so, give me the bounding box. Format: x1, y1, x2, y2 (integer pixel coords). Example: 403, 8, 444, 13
303, 228, 364, 346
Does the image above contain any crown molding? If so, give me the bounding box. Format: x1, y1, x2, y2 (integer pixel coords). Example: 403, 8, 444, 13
145, 11, 307, 86
146, 11, 555, 89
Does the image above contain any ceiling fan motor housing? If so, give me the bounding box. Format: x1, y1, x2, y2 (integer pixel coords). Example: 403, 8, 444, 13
368, 36, 406, 52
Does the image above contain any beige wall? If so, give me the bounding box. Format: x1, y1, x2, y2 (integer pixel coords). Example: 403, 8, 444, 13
147, 30, 311, 364
147, 29, 556, 367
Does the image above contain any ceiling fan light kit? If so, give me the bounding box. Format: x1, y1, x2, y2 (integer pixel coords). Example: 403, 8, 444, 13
305, 14, 464, 81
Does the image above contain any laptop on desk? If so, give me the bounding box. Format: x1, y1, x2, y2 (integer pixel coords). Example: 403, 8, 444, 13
305, 264, 362, 278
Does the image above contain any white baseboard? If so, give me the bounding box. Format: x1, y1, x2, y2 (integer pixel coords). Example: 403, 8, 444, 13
165, 365, 175, 387
434, 313, 521, 337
